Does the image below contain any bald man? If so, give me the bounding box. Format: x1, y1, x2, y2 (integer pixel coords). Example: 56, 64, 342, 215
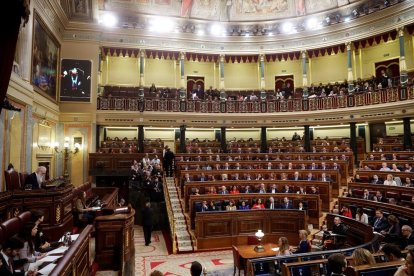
25, 166, 47, 189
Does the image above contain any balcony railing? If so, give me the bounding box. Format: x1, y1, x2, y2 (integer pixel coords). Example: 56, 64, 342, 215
97, 86, 414, 113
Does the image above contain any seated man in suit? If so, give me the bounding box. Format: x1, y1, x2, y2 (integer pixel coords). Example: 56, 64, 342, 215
268, 184, 278, 193
266, 197, 276, 210
292, 171, 301, 181
305, 172, 314, 181
362, 189, 374, 200
1, 237, 34, 276
320, 172, 331, 182
281, 184, 293, 193
218, 185, 229, 195
374, 191, 387, 202
370, 174, 383, 184
332, 216, 348, 235
281, 197, 293, 209
24, 166, 47, 189
400, 225, 414, 249
257, 183, 267, 194
197, 200, 209, 212
371, 209, 390, 232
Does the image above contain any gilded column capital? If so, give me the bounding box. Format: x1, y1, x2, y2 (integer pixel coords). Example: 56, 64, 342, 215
219, 54, 225, 63
301, 50, 307, 59
397, 27, 405, 37
139, 49, 146, 58
259, 53, 265, 62
345, 41, 352, 51
180, 52, 185, 60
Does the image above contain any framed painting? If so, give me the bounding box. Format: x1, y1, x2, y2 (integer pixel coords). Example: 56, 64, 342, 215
60, 59, 92, 102
31, 10, 60, 102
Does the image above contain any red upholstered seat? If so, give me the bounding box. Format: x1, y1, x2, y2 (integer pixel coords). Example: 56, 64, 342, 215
4, 170, 21, 190
1, 217, 21, 240
18, 211, 32, 228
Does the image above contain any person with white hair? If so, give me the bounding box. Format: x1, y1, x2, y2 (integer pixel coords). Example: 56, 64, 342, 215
24, 166, 47, 189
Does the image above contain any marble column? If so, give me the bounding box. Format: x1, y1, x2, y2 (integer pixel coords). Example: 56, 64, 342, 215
304, 125, 311, 152
220, 127, 227, 153
179, 52, 186, 99
398, 27, 408, 87
219, 54, 226, 100
179, 125, 186, 153
259, 54, 266, 100
138, 125, 144, 153
301, 51, 308, 98
403, 118, 412, 150
139, 50, 145, 98
260, 127, 267, 153
350, 122, 357, 165
346, 42, 355, 94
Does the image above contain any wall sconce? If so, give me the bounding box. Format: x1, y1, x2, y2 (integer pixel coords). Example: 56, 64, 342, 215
53, 137, 81, 181
254, 229, 265, 252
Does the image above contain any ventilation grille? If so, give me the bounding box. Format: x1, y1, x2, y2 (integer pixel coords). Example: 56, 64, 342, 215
314, 117, 344, 121
148, 119, 177, 123
104, 118, 134, 122
272, 119, 300, 123
231, 120, 258, 124
360, 112, 394, 118
191, 120, 218, 124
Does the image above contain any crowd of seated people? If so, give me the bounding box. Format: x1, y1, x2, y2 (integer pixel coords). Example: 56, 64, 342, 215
183, 170, 333, 182
343, 186, 414, 208
0, 210, 70, 275
195, 196, 306, 213
191, 184, 320, 196
130, 158, 164, 201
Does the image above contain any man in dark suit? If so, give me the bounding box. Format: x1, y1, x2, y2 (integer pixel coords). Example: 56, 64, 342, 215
362, 189, 374, 200
142, 201, 153, 246
281, 197, 293, 209
400, 225, 414, 249
24, 166, 47, 189
372, 209, 389, 232
163, 146, 175, 177
0, 237, 29, 275
332, 216, 348, 235
281, 185, 293, 193
292, 171, 301, 181
374, 191, 387, 202
371, 175, 383, 185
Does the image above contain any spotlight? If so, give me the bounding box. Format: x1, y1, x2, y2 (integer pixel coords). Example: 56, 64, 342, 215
344, 17, 351, 23
210, 24, 223, 36
197, 29, 205, 36
281, 22, 293, 33
100, 13, 118, 28
306, 18, 318, 30
150, 17, 175, 33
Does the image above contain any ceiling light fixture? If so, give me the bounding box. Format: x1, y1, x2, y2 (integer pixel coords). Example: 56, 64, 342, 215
210, 24, 223, 36
281, 22, 293, 33
306, 18, 318, 30
100, 13, 118, 28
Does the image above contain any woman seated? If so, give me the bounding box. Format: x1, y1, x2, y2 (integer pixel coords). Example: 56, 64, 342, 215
276, 237, 292, 256
230, 186, 240, 194
292, 230, 310, 253
238, 201, 250, 210
226, 200, 237, 211
208, 200, 219, 211
18, 222, 46, 271
351, 248, 376, 266
76, 191, 95, 224
252, 198, 265, 209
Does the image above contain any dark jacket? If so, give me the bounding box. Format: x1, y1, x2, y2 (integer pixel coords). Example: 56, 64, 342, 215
24, 172, 40, 189
142, 206, 153, 227
372, 217, 389, 232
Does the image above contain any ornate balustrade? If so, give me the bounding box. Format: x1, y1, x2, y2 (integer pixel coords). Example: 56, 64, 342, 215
97, 86, 414, 113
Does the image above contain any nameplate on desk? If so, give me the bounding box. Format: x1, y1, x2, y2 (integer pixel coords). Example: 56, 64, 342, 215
114, 207, 129, 214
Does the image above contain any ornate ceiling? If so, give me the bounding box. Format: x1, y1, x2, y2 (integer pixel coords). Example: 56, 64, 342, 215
99, 0, 362, 22
56, 0, 414, 54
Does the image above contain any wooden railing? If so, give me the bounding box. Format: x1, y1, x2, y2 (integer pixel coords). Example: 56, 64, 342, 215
163, 177, 177, 254
97, 86, 414, 112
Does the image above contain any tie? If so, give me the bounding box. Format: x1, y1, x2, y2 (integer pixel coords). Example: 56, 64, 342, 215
374, 219, 380, 228
8, 257, 13, 272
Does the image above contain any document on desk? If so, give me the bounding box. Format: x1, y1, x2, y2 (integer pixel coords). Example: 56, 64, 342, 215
38, 263, 57, 275
46, 246, 69, 255
92, 206, 101, 211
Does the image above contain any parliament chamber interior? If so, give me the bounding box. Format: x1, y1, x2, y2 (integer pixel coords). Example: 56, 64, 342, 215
2, 0, 414, 275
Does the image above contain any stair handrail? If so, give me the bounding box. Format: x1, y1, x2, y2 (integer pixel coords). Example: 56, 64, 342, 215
163, 176, 177, 254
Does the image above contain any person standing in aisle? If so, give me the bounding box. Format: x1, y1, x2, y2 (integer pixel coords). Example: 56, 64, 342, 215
142, 201, 153, 246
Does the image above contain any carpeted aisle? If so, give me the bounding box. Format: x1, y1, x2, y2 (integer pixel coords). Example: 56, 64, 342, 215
134, 227, 234, 276
96, 226, 234, 275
